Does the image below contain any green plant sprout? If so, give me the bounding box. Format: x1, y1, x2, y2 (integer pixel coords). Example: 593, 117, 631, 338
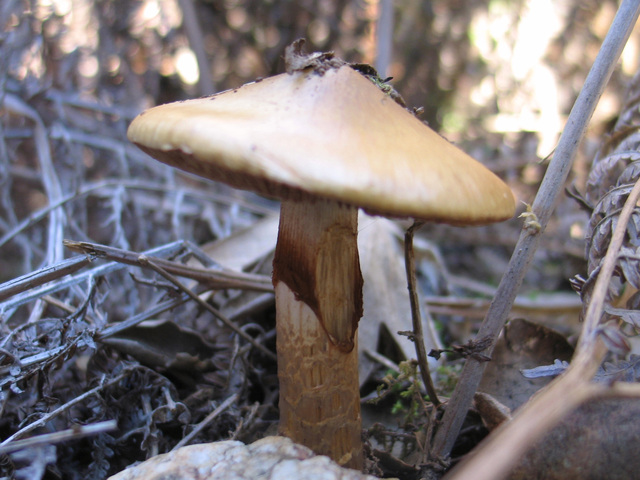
372, 360, 431, 424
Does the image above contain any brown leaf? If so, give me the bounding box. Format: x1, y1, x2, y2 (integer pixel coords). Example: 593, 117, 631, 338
358, 215, 441, 384
200, 214, 279, 272
100, 320, 219, 372
479, 319, 573, 411
508, 397, 640, 480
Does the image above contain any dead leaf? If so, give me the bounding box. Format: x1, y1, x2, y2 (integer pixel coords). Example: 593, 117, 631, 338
200, 215, 278, 321
100, 320, 219, 372
358, 214, 441, 385
508, 397, 640, 480
200, 214, 280, 272
479, 318, 573, 410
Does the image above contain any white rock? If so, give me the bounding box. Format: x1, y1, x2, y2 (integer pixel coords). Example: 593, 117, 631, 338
108, 436, 382, 480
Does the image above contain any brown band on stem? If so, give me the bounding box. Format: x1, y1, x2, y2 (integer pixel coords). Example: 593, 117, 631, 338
272, 198, 363, 352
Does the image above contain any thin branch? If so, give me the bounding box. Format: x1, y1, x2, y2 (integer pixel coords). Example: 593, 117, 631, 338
2, 93, 65, 265
375, 0, 394, 77
64, 240, 273, 292
0, 241, 186, 312
424, 292, 581, 319
172, 393, 238, 450
177, 0, 215, 96
137, 255, 276, 360
364, 349, 400, 374
96, 294, 191, 340
0, 420, 117, 455
0, 255, 91, 302
405, 221, 440, 407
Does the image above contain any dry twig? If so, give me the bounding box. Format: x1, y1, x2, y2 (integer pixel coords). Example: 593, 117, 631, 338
64, 240, 273, 292
137, 255, 276, 360
0, 420, 117, 455
172, 393, 239, 450
404, 221, 440, 407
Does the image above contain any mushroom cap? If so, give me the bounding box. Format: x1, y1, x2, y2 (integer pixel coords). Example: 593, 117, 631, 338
128, 65, 515, 225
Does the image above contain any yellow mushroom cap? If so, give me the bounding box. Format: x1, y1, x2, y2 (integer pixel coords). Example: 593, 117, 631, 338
128, 64, 515, 225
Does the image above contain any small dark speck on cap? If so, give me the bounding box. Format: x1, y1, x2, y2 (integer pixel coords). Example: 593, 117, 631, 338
256, 77, 264, 82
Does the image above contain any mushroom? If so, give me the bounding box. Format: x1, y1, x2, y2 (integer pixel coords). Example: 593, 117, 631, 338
127, 40, 515, 469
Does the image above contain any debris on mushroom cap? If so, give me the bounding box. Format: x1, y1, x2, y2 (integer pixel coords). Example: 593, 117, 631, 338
128, 50, 515, 226
283, 38, 345, 75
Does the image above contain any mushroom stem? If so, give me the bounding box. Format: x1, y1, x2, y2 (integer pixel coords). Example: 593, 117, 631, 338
273, 197, 363, 469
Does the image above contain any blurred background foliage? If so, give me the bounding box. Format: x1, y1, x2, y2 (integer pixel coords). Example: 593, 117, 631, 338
2, 0, 639, 282
5, 0, 637, 135
1, 0, 640, 476
3, 0, 639, 258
